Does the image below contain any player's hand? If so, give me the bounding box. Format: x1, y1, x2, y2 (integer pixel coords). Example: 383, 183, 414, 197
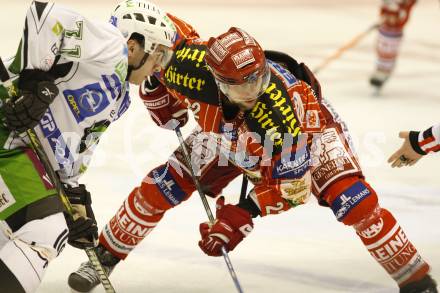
140, 76, 188, 130
2, 69, 58, 133
198, 197, 253, 256
388, 131, 423, 168
64, 184, 98, 249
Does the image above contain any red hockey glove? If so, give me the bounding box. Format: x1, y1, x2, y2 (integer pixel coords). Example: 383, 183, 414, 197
198, 197, 253, 257
139, 76, 188, 130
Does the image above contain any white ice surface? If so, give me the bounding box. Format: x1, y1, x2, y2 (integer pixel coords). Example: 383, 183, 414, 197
1, 0, 439, 292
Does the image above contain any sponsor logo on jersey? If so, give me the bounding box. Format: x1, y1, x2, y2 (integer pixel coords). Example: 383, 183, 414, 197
39, 108, 74, 171
79, 120, 110, 153
67, 95, 80, 116
0, 176, 16, 213
114, 90, 131, 121
164, 44, 219, 106
165, 65, 206, 92
102, 74, 123, 100
52, 21, 64, 36
40, 55, 55, 71
268, 60, 297, 88
115, 59, 128, 83
292, 91, 305, 124
152, 166, 186, 206
109, 15, 117, 27
280, 178, 311, 207
165, 46, 209, 92
306, 110, 320, 129
175, 46, 206, 67
311, 128, 359, 192
220, 122, 238, 141
331, 181, 371, 221
63, 82, 110, 123
80, 90, 104, 112
273, 147, 310, 179
248, 81, 301, 149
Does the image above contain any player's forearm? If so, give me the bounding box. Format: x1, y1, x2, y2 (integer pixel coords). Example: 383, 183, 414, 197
409, 123, 440, 155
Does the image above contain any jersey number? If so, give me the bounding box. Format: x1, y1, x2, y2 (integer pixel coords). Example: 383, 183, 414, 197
265, 202, 285, 215
60, 21, 84, 58
183, 98, 200, 120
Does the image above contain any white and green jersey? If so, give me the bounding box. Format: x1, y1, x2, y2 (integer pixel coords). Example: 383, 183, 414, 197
1, 1, 130, 189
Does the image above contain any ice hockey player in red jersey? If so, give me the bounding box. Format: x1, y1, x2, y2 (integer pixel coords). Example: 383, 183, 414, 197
388, 123, 440, 167
370, 0, 417, 89
195, 28, 437, 293
69, 9, 437, 293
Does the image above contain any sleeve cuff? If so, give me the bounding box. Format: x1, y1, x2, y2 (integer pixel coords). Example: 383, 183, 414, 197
409, 131, 427, 155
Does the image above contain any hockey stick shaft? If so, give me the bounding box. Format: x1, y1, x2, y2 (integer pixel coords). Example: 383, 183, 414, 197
174, 127, 244, 293
0, 59, 116, 293
26, 131, 116, 293
239, 176, 248, 203
313, 23, 379, 74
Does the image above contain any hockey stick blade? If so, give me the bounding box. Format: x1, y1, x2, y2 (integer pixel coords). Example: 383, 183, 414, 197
0, 58, 116, 293
85, 248, 116, 292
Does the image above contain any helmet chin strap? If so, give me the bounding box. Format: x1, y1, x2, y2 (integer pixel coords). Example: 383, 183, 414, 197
126, 51, 149, 80
126, 66, 133, 81
131, 52, 149, 71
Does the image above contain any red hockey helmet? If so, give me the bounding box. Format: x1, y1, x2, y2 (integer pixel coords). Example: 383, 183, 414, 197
206, 27, 270, 110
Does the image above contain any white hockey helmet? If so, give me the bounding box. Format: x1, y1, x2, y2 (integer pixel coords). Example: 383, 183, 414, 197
110, 0, 177, 53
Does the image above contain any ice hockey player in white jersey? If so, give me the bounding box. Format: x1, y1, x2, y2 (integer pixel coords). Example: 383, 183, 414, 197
0, 0, 176, 292
388, 123, 440, 167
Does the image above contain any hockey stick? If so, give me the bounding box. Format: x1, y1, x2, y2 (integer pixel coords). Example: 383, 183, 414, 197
313, 23, 379, 74
239, 176, 248, 204
0, 59, 116, 293
174, 127, 244, 293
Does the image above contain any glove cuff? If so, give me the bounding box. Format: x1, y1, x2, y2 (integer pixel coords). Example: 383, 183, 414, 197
141, 76, 161, 94
65, 184, 92, 205
217, 204, 253, 233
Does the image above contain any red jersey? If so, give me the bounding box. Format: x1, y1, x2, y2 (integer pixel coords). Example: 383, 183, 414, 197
142, 15, 361, 217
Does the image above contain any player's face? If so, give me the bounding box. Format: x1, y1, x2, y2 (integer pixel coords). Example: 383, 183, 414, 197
129, 45, 173, 85
222, 80, 262, 111
217, 66, 270, 111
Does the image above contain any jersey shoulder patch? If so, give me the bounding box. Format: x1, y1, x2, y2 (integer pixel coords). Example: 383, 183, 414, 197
268, 60, 298, 88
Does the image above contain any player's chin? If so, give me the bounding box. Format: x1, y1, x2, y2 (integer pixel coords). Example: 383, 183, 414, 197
238, 100, 257, 111
128, 74, 145, 85
129, 68, 155, 85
